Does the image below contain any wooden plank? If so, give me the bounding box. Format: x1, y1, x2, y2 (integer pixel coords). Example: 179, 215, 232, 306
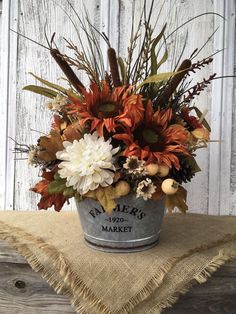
5, 0, 19, 210
0, 262, 75, 313
0, 0, 11, 209
164, 260, 236, 314
208, 1, 225, 216
13, 0, 101, 211
209, 0, 236, 216
220, 0, 235, 216
100, 0, 110, 69
0, 0, 18, 210
0, 240, 26, 264
231, 12, 236, 217
0, 240, 236, 313
0, 240, 75, 313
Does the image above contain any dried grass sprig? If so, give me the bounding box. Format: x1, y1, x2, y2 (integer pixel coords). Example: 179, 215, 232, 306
181, 73, 217, 104
190, 57, 213, 73
129, 0, 155, 85
64, 40, 100, 85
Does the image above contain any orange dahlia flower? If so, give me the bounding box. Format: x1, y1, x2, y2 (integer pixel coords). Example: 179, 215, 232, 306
114, 101, 190, 169
68, 81, 144, 136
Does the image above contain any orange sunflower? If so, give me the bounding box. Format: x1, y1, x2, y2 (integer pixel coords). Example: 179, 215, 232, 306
114, 101, 190, 169
68, 81, 144, 136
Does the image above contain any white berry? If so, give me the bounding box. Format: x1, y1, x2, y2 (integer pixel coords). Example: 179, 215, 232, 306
115, 180, 131, 197
161, 179, 179, 195
145, 163, 159, 176
157, 164, 170, 177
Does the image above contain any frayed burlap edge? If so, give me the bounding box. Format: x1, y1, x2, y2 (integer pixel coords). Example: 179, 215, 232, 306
1, 219, 236, 314
147, 247, 236, 314
116, 234, 236, 314
0, 220, 176, 314
0, 220, 109, 314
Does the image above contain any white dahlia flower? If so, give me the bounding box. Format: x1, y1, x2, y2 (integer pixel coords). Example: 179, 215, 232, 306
56, 132, 119, 195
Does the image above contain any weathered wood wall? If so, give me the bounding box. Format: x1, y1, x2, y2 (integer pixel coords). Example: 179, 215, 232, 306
0, 0, 235, 214
231, 7, 236, 216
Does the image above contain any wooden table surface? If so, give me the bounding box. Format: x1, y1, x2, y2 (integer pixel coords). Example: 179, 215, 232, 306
0, 240, 236, 314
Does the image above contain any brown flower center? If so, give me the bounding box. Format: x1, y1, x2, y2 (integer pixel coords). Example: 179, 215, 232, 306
134, 126, 165, 152
142, 129, 159, 144
127, 159, 139, 170
93, 101, 121, 119
141, 185, 150, 193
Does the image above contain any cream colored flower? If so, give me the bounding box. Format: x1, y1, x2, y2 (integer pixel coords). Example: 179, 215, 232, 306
136, 178, 156, 200
27, 145, 38, 165
123, 156, 145, 175
56, 132, 119, 195
46, 94, 67, 111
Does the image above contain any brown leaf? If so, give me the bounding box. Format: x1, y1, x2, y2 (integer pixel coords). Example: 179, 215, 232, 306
62, 122, 83, 142
113, 171, 121, 183
152, 185, 165, 200
95, 186, 117, 214
38, 130, 64, 161
84, 190, 97, 199
165, 186, 188, 213
53, 114, 67, 131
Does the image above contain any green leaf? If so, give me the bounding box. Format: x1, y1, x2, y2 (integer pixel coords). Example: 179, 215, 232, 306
63, 187, 75, 198
192, 107, 211, 132
54, 173, 62, 181
75, 193, 83, 202
23, 85, 58, 99
186, 157, 201, 173
117, 57, 127, 85
135, 71, 177, 91
29, 72, 81, 100
151, 24, 167, 75
155, 44, 168, 71
48, 180, 66, 194
29, 72, 68, 93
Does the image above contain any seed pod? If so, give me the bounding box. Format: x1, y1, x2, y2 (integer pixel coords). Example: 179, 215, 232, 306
50, 49, 85, 93
157, 59, 192, 106
107, 48, 121, 87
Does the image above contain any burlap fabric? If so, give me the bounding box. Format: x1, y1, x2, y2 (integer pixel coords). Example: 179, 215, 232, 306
0, 211, 236, 313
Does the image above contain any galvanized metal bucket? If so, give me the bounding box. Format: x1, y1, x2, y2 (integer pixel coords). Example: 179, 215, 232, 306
76, 194, 166, 252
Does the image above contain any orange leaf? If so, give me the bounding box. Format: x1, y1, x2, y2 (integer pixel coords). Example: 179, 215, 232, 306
31, 169, 67, 211
37, 194, 67, 212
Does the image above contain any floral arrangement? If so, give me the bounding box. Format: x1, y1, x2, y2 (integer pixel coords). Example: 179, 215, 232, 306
17, 4, 214, 214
